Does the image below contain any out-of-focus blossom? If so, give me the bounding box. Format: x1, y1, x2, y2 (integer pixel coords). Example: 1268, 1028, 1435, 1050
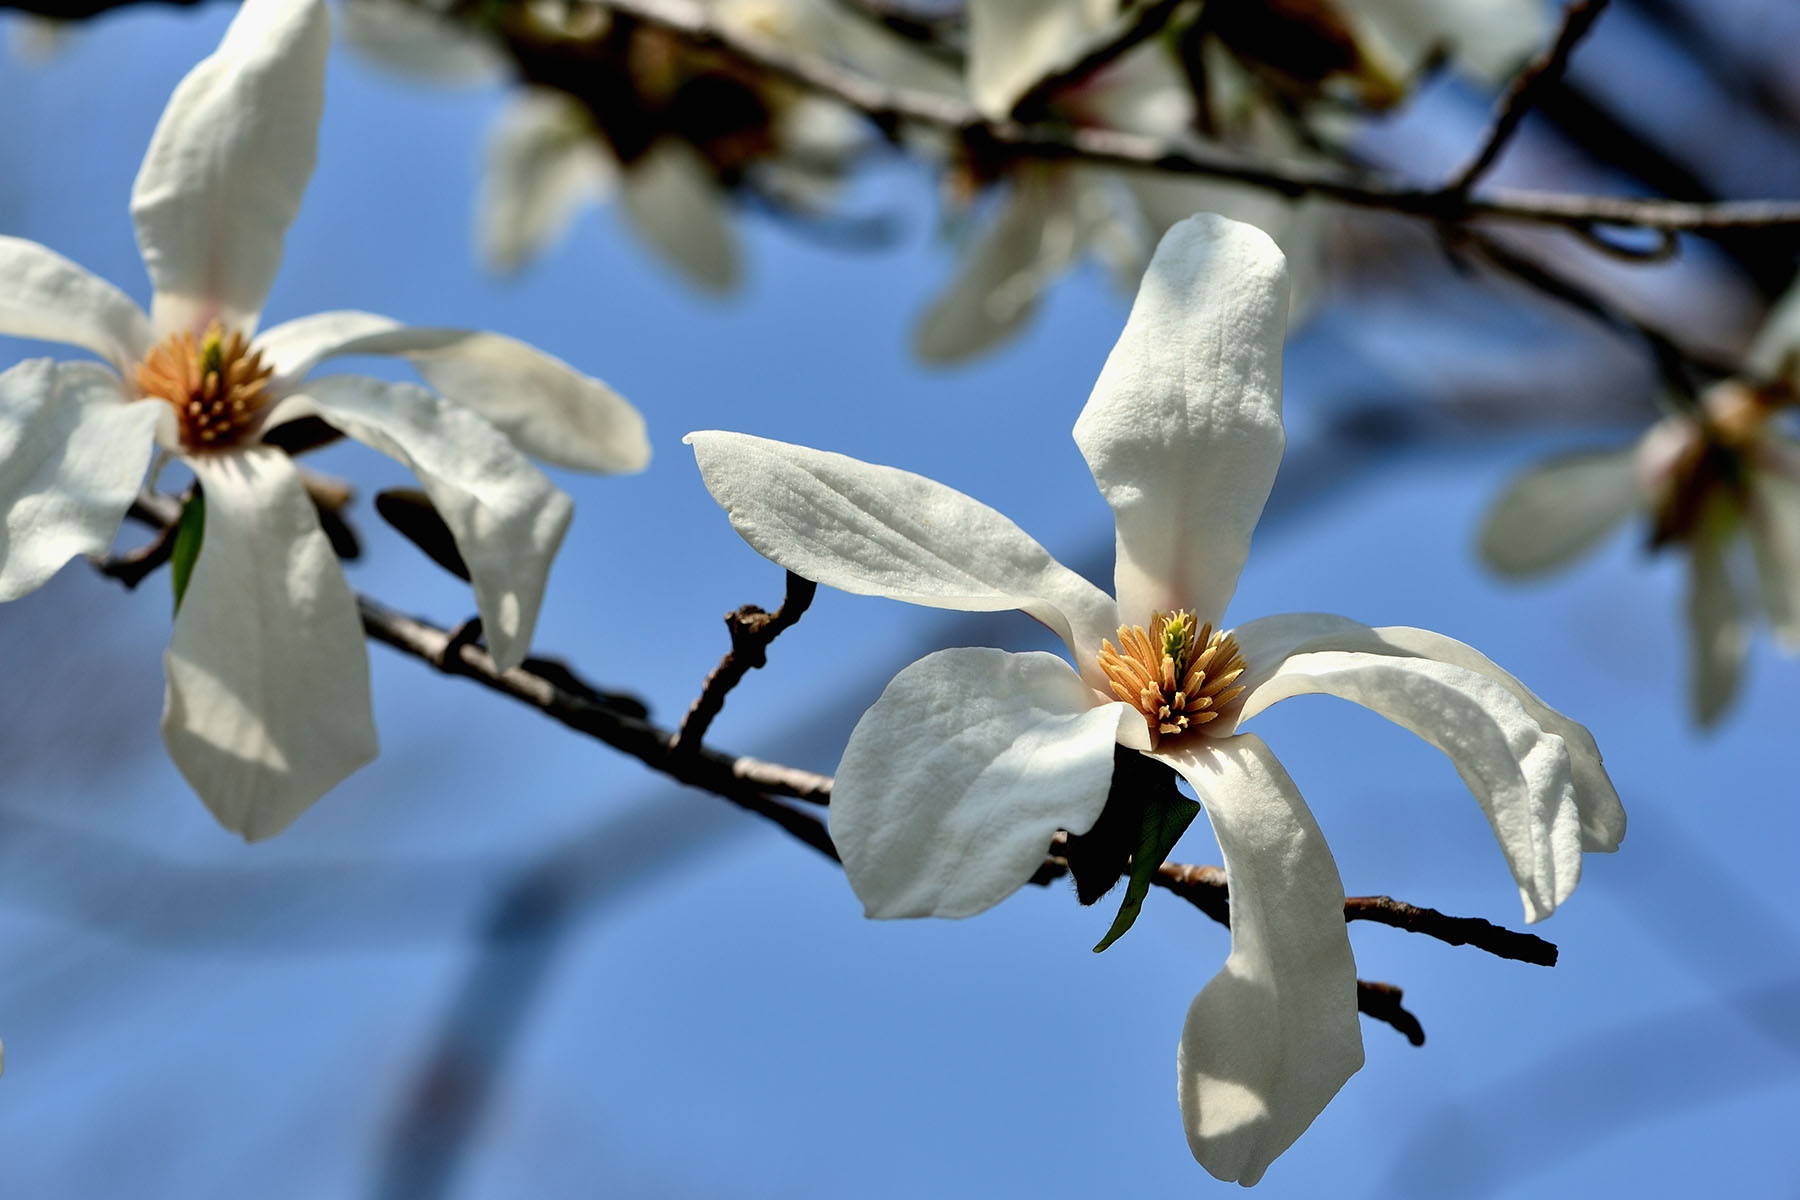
692, 215, 1623, 1183
0, 0, 649, 838
1482, 311, 1800, 726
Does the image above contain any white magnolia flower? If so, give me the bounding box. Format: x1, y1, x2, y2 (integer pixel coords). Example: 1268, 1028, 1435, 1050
1481, 365, 1800, 728
691, 214, 1622, 1183
0, 0, 648, 838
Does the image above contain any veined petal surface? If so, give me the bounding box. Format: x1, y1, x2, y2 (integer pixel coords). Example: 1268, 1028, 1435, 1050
162, 447, 376, 839
0, 361, 161, 601
256, 311, 648, 473
1237, 645, 1581, 922
1074, 214, 1289, 627
131, 0, 329, 336
1163, 734, 1361, 1187
273, 376, 573, 671
1479, 447, 1640, 578
1230, 613, 1624, 853
0, 237, 152, 373
686, 430, 1119, 666
831, 648, 1134, 918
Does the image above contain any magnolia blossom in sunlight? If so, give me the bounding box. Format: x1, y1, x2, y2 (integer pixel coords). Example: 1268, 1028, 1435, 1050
0, 0, 648, 838
1481, 300, 1800, 726
690, 215, 1624, 1184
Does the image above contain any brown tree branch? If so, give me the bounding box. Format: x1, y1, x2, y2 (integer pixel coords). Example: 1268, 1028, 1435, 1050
569, 0, 1800, 236
1446, 0, 1610, 196
1358, 980, 1426, 1045
669, 570, 817, 756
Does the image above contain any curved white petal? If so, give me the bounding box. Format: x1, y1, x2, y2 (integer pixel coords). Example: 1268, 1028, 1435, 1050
831, 647, 1136, 918
162, 447, 376, 840
0, 360, 161, 601
271, 376, 573, 670
619, 140, 739, 294
967, 0, 1115, 118
1478, 447, 1641, 578
1745, 468, 1800, 650
1688, 525, 1747, 728
131, 0, 329, 336
0, 237, 152, 373
480, 91, 616, 275
255, 312, 648, 474
1162, 734, 1361, 1187
1236, 639, 1580, 922
1748, 282, 1800, 384
1074, 214, 1290, 628
686, 430, 1119, 671
913, 168, 1085, 365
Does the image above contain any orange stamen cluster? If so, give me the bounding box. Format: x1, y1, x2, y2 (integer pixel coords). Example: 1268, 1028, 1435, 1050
135, 322, 274, 452
1097, 610, 1247, 748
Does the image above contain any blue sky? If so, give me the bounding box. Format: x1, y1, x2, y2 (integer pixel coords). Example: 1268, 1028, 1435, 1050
2, 4, 1799, 1196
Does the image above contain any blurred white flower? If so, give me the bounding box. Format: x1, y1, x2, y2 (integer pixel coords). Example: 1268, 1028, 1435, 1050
692, 214, 1623, 1184
1482, 368, 1800, 727
0, 0, 649, 838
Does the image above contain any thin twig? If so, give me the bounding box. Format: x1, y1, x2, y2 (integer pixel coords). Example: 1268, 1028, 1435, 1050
1148, 861, 1559, 967
91, 514, 181, 589
670, 571, 817, 756
1446, 0, 1610, 195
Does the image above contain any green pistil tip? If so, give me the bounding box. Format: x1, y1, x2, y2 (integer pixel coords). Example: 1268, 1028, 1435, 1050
200, 330, 224, 380
1162, 613, 1194, 662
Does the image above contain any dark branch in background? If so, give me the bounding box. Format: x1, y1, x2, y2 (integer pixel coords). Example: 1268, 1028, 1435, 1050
1445, 0, 1611, 196
545, 0, 1800, 237
670, 570, 816, 756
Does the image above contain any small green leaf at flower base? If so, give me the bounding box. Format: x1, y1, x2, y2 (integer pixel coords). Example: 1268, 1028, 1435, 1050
170, 489, 205, 613
1093, 787, 1200, 953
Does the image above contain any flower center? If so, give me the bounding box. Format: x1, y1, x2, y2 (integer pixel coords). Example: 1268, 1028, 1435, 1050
1097, 610, 1248, 748
134, 321, 274, 452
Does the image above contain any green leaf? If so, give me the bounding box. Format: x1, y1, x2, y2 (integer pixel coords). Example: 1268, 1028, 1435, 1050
170, 489, 206, 614
1093, 787, 1200, 953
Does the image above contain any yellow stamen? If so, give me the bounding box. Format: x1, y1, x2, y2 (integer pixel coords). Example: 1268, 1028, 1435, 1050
1097, 610, 1248, 748
135, 321, 274, 453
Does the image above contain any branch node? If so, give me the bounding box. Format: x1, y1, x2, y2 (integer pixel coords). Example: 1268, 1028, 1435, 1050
670, 571, 817, 757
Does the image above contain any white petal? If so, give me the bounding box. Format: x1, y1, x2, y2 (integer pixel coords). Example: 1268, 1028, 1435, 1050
0, 360, 161, 600
271, 376, 573, 670
1478, 447, 1641, 578
913, 168, 1084, 365
1235, 638, 1582, 923
1073, 214, 1290, 627
619, 140, 740, 294
967, 0, 1115, 119
1745, 468, 1800, 649
831, 647, 1137, 918
162, 447, 376, 839
255, 312, 648, 473
686, 430, 1119, 671
480, 91, 616, 274
1688, 525, 1747, 728
0, 237, 152, 374
131, 0, 329, 336
1162, 734, 1361, 1187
